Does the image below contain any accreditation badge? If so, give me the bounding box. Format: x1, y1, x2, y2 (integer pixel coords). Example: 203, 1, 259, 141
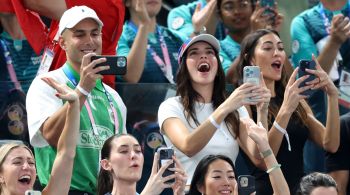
339, 69, 350, 108
37, 48, 54, 75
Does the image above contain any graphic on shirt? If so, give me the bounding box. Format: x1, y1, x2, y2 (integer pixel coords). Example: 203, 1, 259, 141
292, 40, 300, 54
79, 125, 114, 149
172, 17, 185, 30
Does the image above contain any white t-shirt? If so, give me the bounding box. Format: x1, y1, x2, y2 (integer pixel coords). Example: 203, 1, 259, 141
158, 96, 249, 185
26, 67, 127, 147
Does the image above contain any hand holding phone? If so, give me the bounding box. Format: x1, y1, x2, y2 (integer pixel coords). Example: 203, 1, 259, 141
238, 175, 255, 195
157, 147, 175, 184
260, 0, 275, 16
243, 66, 260, 86
298, 60, 317, 96
91, 55, 127, 75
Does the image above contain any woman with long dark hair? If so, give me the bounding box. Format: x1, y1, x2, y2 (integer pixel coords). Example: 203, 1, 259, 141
97, 134, 187, 195
235, 29, 340, 194
158, 33, 271, 189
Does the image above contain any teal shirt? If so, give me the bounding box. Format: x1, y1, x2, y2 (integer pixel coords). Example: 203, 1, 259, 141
117, 22, 186, 83
0, 32, 42, 92
167, 0, 227, 40
35, 64, 124, 194
290, 2, 350, 67
220, 35, 241, 74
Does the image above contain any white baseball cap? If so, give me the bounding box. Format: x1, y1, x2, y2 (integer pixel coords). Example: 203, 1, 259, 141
178, 34, 220, 64
58, 6, 104, 36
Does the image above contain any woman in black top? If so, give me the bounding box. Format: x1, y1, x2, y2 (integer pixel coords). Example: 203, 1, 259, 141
234, 29, 340, 194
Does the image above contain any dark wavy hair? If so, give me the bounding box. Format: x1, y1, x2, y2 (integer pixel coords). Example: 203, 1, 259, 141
176, 41, 240, 138
235, 29, 309, 126
97, 134, 141, 195
188, 154, 237, 195
296, 172, 338, 195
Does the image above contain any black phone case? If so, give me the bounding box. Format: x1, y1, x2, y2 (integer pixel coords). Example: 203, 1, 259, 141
91, 56, 127, 75
238, 175, 255, 195
158, 148, 175, 184
298, 60, 317, 96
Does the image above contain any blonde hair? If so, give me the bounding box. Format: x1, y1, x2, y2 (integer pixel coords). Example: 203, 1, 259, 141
0, 143, 34, 193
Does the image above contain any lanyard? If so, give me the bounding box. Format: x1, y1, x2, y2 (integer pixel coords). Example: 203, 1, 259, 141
0, 40, 22, 90
318, 2, 350, 35
128, 21, 175, 83
62, 64, 122, 135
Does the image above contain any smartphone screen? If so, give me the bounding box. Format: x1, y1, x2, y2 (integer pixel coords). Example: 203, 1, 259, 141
238, 175, 255, 195
298, 60, 317, 96
157, 147, 175, 184
91, 55, 127, 75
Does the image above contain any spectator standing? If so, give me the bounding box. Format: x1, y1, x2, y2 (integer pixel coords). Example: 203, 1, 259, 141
117, 0, 186, 83
158, 33, 271, 189
20, 0, 125, 87
235, 29, 340, 194
218, 0, 284, 73
26, 6, 127, 195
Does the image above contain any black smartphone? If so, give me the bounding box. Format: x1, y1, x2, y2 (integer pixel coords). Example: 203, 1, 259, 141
298, 59, 317, 96
157, 147, 175, 184
238, 175, 255, 195
260, 0, 275, 19
91, 55, 127, 75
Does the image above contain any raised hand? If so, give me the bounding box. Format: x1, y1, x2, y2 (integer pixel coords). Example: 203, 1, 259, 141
135, 0, 151, 25
222, 83, 262, 113
251, 1, 284, 32
329, 14, 350, 45
41, 77, 78, 103
305, 55, 338, 96
256, 74, 271, 112
170, 156, 187, 195
79, 53, 108, 93
141, 153, 177, 195
243, 118, 269, 149
280, 68, 312, 113
192, 0, 217, 33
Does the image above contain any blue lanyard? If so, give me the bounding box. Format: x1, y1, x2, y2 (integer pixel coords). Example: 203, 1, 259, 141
62, 64, 123, 135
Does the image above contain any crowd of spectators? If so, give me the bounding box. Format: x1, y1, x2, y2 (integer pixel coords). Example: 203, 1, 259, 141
1, 0, 350, 195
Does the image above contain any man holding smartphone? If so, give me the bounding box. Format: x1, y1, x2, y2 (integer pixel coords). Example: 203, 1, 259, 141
26, 6, 127, 195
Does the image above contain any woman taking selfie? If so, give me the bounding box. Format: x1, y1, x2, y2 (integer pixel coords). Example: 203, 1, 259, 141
97, 134, 187, 195
235, 29, 340, 194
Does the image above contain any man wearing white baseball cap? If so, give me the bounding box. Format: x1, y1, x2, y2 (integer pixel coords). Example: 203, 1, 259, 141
26, 6, 127, 195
